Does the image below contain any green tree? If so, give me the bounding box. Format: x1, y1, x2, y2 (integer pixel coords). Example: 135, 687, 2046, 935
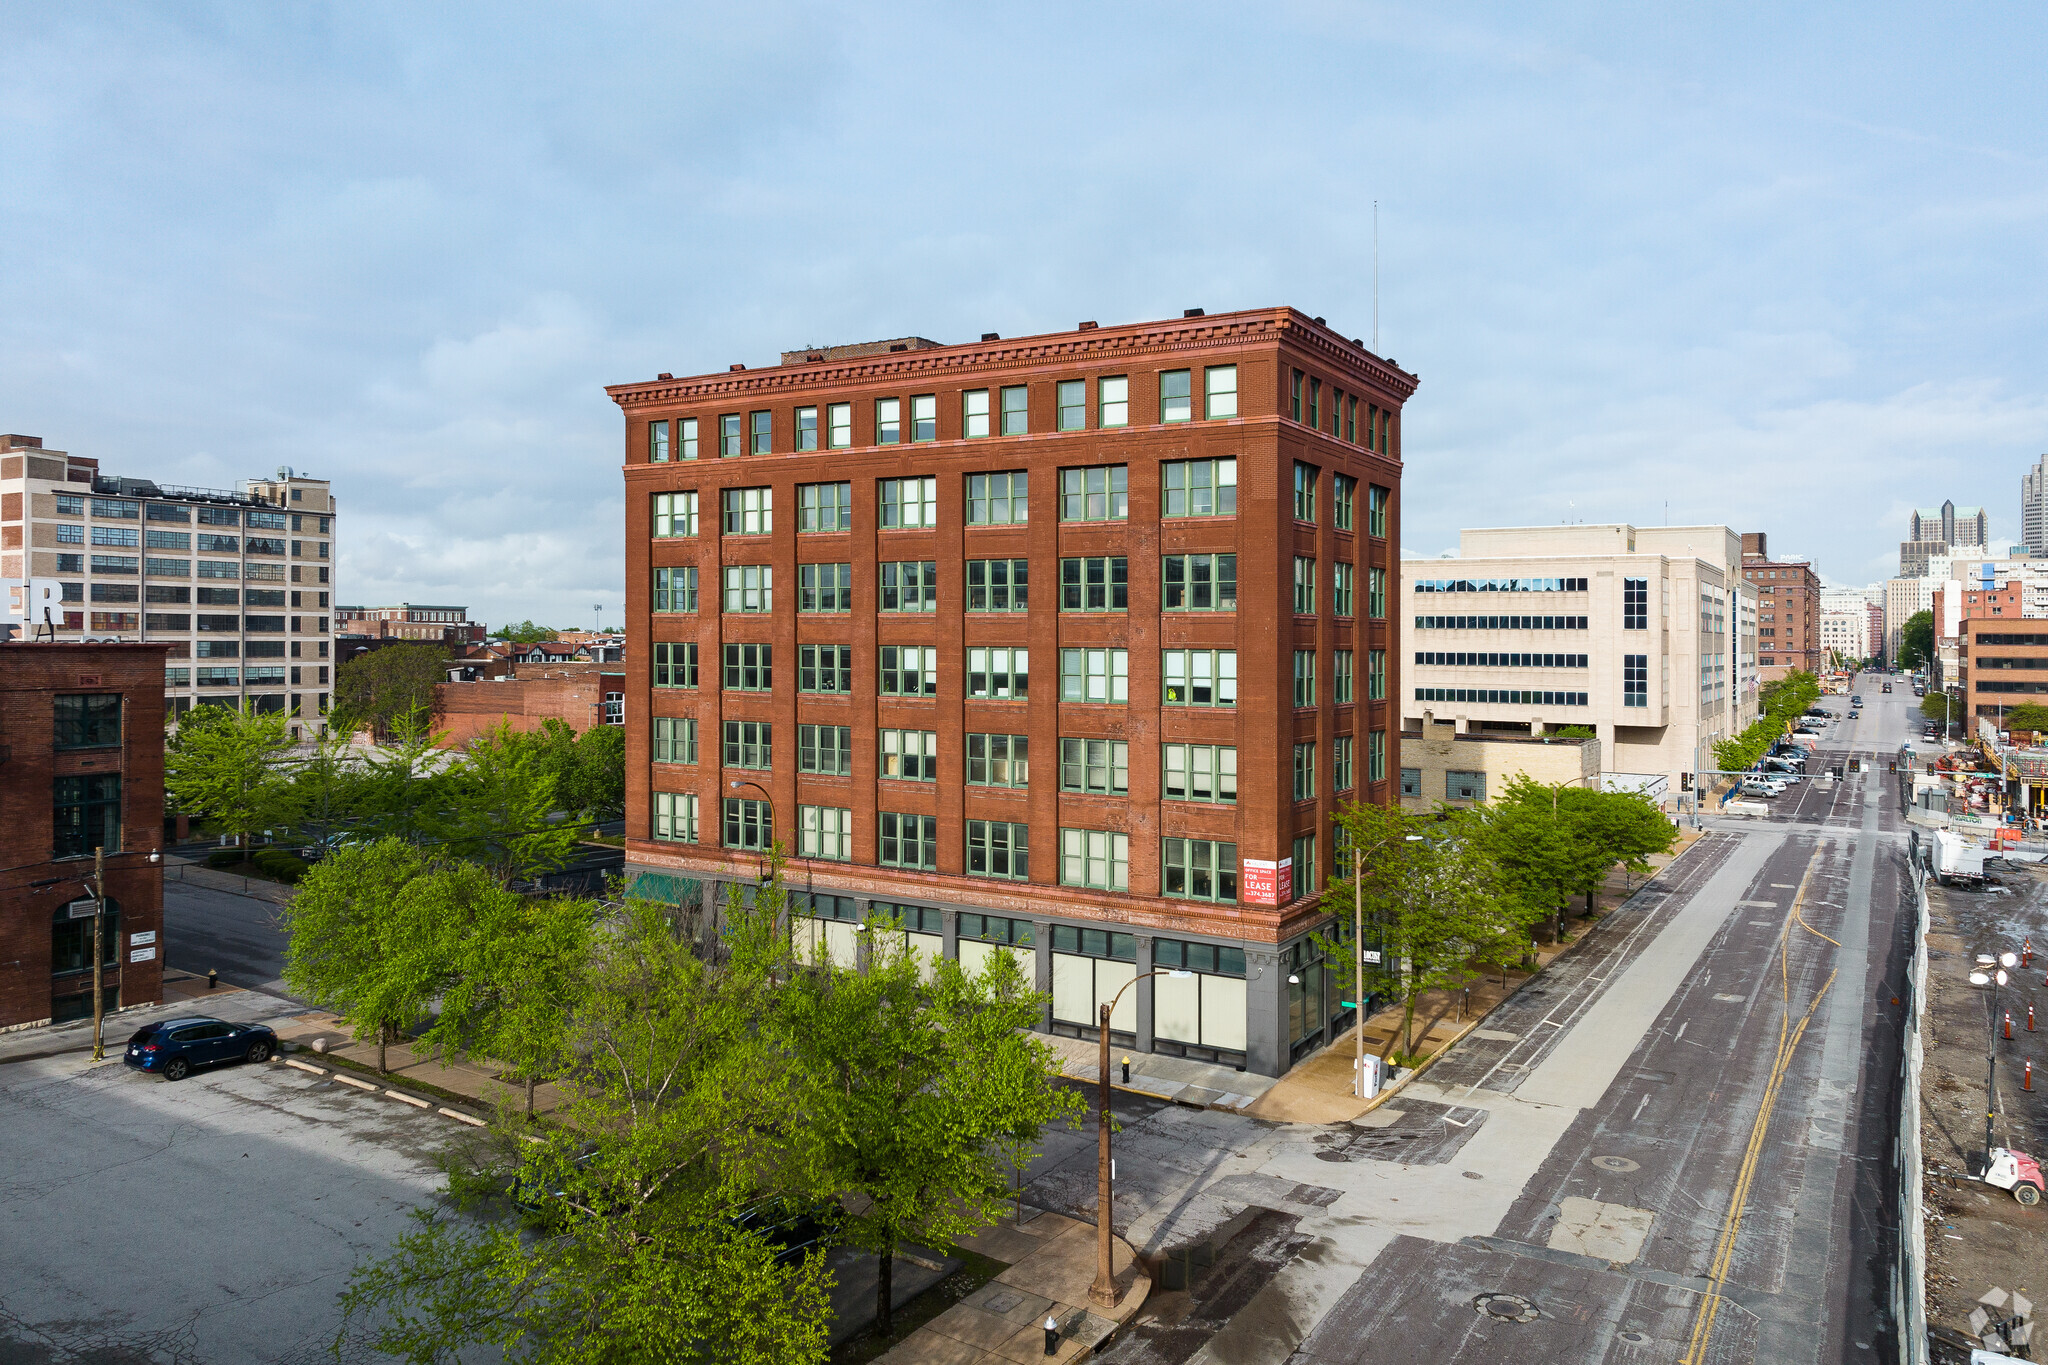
432, 720, 583, 883
1714, 669, 1823, 773
337, 892, 831, 1365
275, 725, 372, 851
283, 838, 447, 1071
164, 702, 295, 859
566, 723, 626, 821
1314, 803, 1523, 1058
779, 923, 1079, 1337
1898, 609, 1935, 671
334, 642, 448, 740
495, 619, 559, 643
2000, 703, 2048, 733
353, 702, 453, 845
1920, 691, 1961, 726
424, 883, 594, 1115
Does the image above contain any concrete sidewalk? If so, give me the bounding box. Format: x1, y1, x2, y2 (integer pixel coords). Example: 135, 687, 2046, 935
877, 1212, 1149, 1364
269, 1011, 569, 1115
163, 857, 295, 905
0, 977, 306, 1066
1040, 1036, 1273, 1112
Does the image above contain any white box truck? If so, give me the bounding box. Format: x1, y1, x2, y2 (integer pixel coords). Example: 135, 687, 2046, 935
1933, 830, 1987, 888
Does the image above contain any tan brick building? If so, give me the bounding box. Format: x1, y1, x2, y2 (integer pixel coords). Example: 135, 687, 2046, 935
606, 307, 1409, 1076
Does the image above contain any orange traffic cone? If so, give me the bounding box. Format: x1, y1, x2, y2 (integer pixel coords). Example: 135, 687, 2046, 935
2026, 1060, 2035, 1093
2031, 1005, 2038, 1033
2006, 1011, 2015, 1040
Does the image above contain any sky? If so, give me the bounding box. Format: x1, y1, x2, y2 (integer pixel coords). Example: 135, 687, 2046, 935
4, 2, 2045, 626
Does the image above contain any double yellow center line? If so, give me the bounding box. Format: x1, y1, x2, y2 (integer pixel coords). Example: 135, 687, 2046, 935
1681, 848, 1839, 1363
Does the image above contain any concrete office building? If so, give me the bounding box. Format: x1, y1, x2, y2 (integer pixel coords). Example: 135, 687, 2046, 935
1399, 523, 1758, 803
608, 308, 1410, 1077
1886, 576, 1939, 665
1, 435, 337, 735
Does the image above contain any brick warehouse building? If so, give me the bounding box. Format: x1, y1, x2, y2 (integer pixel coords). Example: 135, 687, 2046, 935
0, 643, 168, 1031
607, 308, 1410, 1077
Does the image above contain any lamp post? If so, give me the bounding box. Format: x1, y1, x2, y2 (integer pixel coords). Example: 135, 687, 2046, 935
1090, 967, 1194, 1308
1970, 951, 2020, 1168
726, 779, 777, 882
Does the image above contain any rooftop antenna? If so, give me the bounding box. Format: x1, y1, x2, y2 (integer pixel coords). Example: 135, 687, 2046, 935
1373, 201, 1379, 351
593, 604, 602, 635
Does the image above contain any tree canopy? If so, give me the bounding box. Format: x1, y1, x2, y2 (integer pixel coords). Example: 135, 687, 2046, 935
494, 619, 559, 643
1713, 669, 1822, 773
164, 701, 296, 855
334, 643, 449, 739
1898, 609, 1935, 671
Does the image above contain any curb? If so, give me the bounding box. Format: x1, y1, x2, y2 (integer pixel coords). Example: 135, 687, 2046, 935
266, 1056, 492, 1129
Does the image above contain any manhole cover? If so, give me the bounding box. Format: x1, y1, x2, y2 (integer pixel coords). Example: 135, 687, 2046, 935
1462, 1170, 1484, 1180
1618, 1330, 1649, 1344
1472, 1293, 1539, 1323
1591, 1156, 1640, 1172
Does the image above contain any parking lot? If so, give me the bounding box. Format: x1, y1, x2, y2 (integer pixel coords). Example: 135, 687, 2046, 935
0, 1046, 464, 1364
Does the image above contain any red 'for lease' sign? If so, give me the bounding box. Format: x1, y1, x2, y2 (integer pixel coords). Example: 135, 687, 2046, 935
1241, 858, 1292, 907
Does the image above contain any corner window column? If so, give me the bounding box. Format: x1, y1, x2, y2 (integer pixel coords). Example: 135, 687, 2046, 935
1244, 948, 1285, 1078
1031, 918, 1054, 1031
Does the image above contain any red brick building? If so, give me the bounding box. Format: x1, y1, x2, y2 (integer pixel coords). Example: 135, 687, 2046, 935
0, 643, 168, 1031
1742, 533, 1822, 679
1959, 619, 2048, 725
606, 308, 1410, 1076
435, 661, 625, 748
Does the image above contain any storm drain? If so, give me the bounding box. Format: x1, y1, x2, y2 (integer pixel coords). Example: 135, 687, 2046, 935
1472, 1293, 1540, 1323
1591, 1155, 1640, 1173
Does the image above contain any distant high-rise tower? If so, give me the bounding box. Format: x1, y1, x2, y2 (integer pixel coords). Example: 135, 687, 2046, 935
1908, 499, 1987, 552
2024, 456, 2048, 555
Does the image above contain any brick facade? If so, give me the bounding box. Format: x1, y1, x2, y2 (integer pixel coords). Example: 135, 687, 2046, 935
606, 307, 1410, 1076
435, 664, 624, 747
0, 643, 169, 1031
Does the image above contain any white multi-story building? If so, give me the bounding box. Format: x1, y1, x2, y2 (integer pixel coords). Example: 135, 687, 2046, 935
1, 434, 337, 734
1401, 524, 1760, 800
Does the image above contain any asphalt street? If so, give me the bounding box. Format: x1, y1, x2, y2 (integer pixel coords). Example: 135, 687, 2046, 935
0, 1048, 464, 1364
163, 878, 295, 996
1023, 678, 1924, 1365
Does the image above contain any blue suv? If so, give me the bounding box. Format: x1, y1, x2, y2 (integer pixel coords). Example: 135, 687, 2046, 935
124, 1017, 277, 1080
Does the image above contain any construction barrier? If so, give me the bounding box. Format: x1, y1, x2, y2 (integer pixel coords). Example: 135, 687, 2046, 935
1894, 839, 1931, 1365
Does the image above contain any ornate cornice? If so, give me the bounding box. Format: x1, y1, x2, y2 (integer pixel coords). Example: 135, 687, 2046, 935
606, 307, 1417, 408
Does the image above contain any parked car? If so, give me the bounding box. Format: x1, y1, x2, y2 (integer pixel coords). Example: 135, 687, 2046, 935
1882, 683, 1893, 693
124, 1017, 276, 1080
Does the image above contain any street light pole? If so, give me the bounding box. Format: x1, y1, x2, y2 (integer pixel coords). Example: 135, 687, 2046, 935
1971, 952, 2018, 1169
1353, 843, 1365, 1097
91, 844, 106, 1061
1091, 967, 1193, 1309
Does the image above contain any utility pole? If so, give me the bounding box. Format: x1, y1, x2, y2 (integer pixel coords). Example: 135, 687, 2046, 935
91, 844, 106, 1061
1354, 843, 1366, 1096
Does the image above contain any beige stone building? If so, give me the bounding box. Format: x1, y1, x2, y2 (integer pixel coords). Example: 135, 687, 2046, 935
1, 434, 337, 734
1401, 524, 1760, 802
1397, 727, 1600, 811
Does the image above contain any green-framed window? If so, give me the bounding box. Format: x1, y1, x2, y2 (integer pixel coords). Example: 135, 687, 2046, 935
1163, 553, 1235, 611
722, 643, 771, 691
1057, 379, 1086, 431
653, 491, 697, 537
967, 647, 1027, 699
1293, 743, 1315, 801
880, 729, 939, 782
1060, 465, 1127, 521
654, 792, 697, 842
721, 487, 771, 535
1060, 556, 1127, 612
966, 733, 1029, 787
1334, 474, 1356, 531
1060, 738, 1128, 794
966, 470, 1028, 525
1293, 650, 1316, 707
878, 812, 938, 870
1060, 829, 1128, 890
1060, 648, 1127, 703
1333, 562, 1354, 617
1162, 743, 1235, 804
799, 481, 853, 532
798, 563, 851, 612
654, 642, 698, 688
1000, 385, 1028, 435
799, 724, 852, 775
1294, 462, 1317, 522
1334, 650, 1355, 703
654, 566, 697, 613
1162, 649, 1235, 706
1163, 838, 1237, 903
880, 646, 938, 696
723, 720, 771, 770
799, 644, 852, 693
1159, 369, 1191, 423
1294, 557, 1317, 614
1334, 736, 1354, 792
963, 389, 991, 438
1204, 365, 1237, 418
966, 821, 1029, 880
876, 398, 901, 444
1162, 458, 1235, 517
721, 565, 771, 613
653, 716, 697, 764
798, 806, 852, 861
879, 561, 938, 612
966, 559, 1028, 612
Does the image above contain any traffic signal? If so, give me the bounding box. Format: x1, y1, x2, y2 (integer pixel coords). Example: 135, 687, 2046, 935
1680, 772, 1693, 791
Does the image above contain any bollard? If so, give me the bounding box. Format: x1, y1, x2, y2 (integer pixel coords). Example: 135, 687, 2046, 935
1044, 1315, 1061, 1355
207, 969, 217, 991
1120, 1057, 1131, 1085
